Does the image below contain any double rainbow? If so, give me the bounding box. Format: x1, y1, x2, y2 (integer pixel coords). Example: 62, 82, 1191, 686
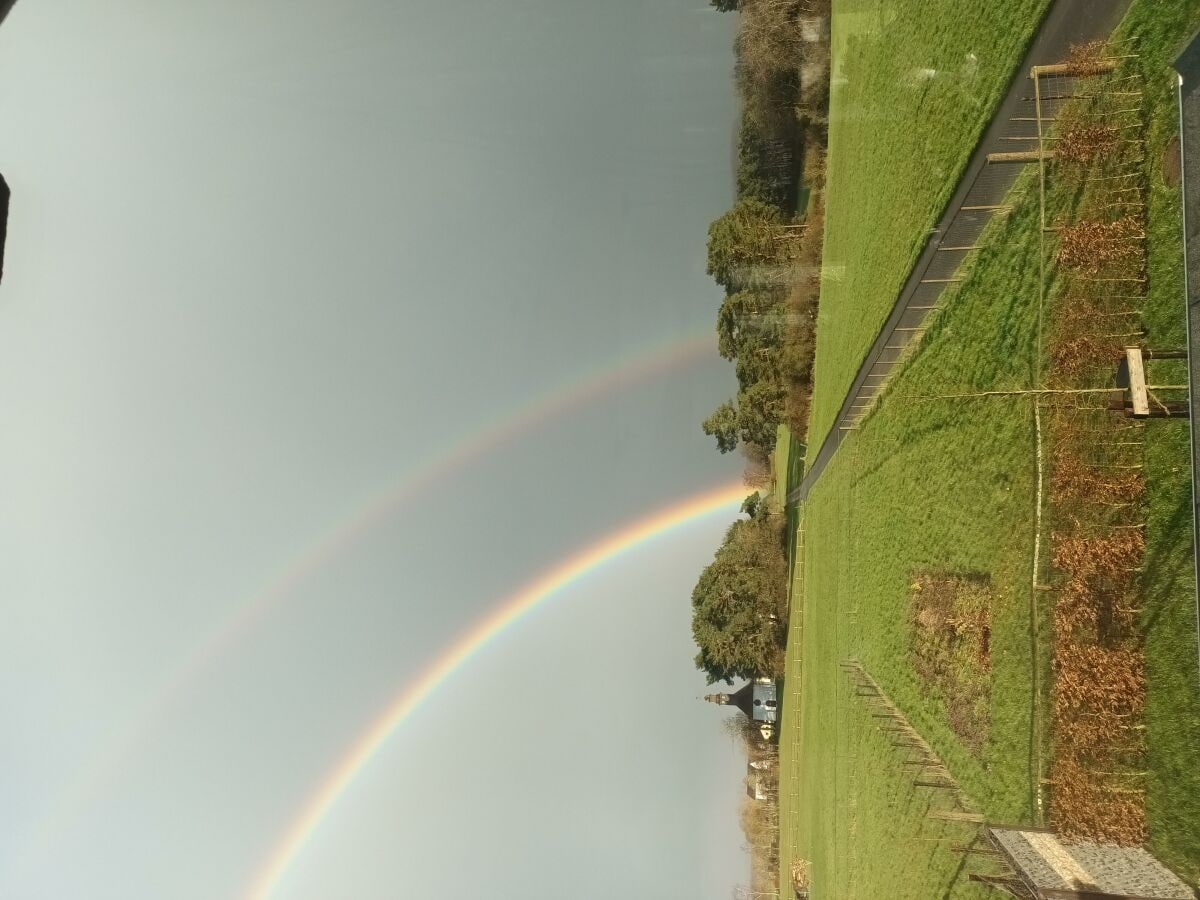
20, 332, 717, 867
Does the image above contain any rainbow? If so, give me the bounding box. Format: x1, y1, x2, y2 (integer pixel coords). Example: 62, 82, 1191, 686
167, 330, 719, 672
18, 331, 716, 867
243, 480, 746, 900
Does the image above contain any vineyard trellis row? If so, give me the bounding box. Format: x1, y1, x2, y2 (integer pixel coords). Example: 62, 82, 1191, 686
1034, 39, 1166, 845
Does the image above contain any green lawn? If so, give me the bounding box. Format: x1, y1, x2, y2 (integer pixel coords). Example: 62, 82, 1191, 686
780, 191, 1047, 898
772, 424, 800, 509
806, 0, 1050, 452
779, 2, 1200, 894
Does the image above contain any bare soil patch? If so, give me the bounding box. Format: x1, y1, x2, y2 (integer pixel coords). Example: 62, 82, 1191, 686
907, 573, 992, 754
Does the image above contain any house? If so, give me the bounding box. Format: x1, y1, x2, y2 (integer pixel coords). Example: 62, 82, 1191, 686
704, 678, 780, 739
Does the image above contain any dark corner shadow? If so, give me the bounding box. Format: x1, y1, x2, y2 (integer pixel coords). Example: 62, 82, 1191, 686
0, 1, 17, 29
0, 171, 8, 287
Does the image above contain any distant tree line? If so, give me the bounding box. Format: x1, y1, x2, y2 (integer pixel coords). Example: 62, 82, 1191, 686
701, 0, 830, 458
690, 0, 830, 690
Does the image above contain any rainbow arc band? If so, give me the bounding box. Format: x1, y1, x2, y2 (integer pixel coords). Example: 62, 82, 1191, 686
244, 480, 746, 900
18, 332, 715, 869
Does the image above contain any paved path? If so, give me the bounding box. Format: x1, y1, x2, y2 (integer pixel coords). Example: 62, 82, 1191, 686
790, 0, 1130, 504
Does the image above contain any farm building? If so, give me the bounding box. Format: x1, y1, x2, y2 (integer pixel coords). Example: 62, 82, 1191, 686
977, 826, 1195, 899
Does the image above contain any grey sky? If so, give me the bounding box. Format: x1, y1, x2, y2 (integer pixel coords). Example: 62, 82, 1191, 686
0, 2, 746, 897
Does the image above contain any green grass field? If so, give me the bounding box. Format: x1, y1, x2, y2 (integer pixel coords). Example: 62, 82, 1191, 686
779, 191, 1047, 898
772, 424, 805, 510
779, 2, 1200, 895
806, 0, 1050, 452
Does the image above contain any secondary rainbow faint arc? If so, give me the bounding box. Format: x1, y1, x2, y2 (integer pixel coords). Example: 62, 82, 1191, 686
21, 331, 716, 864
244, 480, 746, 900
152, 330, 719, 675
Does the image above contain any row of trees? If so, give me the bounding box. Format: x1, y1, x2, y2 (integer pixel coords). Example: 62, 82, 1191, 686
691, 9, 829, 888
689, 0, 829, 688
701, 0, 829, 456
704, 199, 794, 452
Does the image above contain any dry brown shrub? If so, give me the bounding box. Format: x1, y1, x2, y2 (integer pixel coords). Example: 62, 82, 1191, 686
1053, 577, 1103, 635
785, 382, 811, 435
1044, 111, 1150, 847
791, 859, 811, 895
1055, 297, 1143, 341
781, 205, 822, 432
1064, 40, 1115, 77
1057, 217, 1145, 275
1056, 706, 1145, 755
742, 441, 772, 489
1049, 755, 1147, 844
1049, 334, 1113, 382
1052, 530, 1145, 582
739, 792, 780, 892
1056, 124, 1120, 168
1051, 456, 1144, 506
1053, 643, 1145, 717
735, 0, 805, 126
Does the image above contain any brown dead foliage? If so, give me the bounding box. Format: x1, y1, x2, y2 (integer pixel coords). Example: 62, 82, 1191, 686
1051, 455, 1144, 507
1043, 77, 1150, 842
1051, 530, 1145, 582
1064, 40, 1117, 77
1053, 643, 1145, 718
1047, 510, 1147, 840
1048, 755, 1147, 844
726, 714, 781, 897
1056, 124, 1120, 169
1049, 334, 1115, 383
1056, 216, 1145, 276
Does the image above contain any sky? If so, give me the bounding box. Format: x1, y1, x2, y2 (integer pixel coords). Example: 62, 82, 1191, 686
0, 2, 745, 898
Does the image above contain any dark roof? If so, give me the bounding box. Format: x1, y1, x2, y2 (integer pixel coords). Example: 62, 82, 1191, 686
727, 681, 756, 717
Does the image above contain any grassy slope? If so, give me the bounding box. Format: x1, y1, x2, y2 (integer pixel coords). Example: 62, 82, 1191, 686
780, 192, 1046, 899
807, 0, 1050, 451
780, 3, 1200, 895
